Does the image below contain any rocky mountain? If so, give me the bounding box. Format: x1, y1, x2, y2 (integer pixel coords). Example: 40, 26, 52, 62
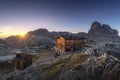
5, 28, 71, 48
27, 28, 52, 38
1, 21, 120, 80
0, 39, 6, 44
5, 35, 34, 48
58, 53, 120, 80
87, 21, 120, 44
76, 32, 88, 38
88, 21, 118, 36
0, 39, 7, 48
5, 21, 120, 48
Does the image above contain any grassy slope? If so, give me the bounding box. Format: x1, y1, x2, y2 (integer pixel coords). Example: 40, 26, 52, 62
40, 53, 89, 80
42, 59, 66, 80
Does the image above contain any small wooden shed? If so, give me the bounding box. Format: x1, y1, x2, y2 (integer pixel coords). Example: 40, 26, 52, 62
14, 53, 32, 70
56, 35, 86, 51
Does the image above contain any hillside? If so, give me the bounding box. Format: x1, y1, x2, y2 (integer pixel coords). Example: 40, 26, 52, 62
10, 49, 120, 80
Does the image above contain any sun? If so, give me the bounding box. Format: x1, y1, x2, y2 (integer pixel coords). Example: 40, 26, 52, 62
20, 34, 25, 37
19, 32, 26, 38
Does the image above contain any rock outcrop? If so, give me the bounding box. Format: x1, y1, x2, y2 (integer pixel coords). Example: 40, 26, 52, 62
27, 28, 52, 38
5, 28, 72, 48
58, 53, 120, 80
87, 21, 120, 44
88, 21, 118, 36
2, 21, 120, 80
5, 21, 120, 48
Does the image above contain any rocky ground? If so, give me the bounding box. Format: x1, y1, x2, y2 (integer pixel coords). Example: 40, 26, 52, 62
1, 43, 119, 80
0, 21, 120, 80
0, 42, 120, 80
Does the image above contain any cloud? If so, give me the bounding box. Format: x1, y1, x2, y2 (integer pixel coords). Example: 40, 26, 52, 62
4, 26, 12, 30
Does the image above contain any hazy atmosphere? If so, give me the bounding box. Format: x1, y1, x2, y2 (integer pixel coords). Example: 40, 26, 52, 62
0, 0, 120, 38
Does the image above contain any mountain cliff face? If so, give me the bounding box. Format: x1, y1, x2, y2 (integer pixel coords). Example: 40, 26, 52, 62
87, 21, 120, 44
88, 21, 118, 36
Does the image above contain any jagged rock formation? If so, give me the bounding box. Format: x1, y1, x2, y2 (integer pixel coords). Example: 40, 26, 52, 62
2, 21, 120, 80
52, 53, 120, 80
5, 29, 54, 48
27, 28, 52, 38
76, 32, 88, 38
5, 28, 71, 48
88, 21, 118, 36
12, 52, 120, 80
87, 21, 120, 44
5, 21, 120, 48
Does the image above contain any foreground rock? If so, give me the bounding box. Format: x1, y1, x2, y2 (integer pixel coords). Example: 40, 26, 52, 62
59, 53, 120, 80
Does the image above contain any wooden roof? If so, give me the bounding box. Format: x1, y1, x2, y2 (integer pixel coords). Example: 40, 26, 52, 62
15, 53, 32, 60
56, 35, 86, 40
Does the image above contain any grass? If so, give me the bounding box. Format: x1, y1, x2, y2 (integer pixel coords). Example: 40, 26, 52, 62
66, 53, 88, 70
35, 52, 89, 80
32, 50, 48, 62
32, 53, 43, 62
32, 49, 55, 62
42, 59, 66, 80
42, 53, 88, 80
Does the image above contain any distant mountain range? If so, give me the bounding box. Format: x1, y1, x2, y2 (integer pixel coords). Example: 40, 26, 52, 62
3, 21, 120, 48
0, 39, 6, 44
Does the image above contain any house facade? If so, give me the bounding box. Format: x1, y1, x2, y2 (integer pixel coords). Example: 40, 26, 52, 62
56, 35, 86, 51
14, 53, 32, 70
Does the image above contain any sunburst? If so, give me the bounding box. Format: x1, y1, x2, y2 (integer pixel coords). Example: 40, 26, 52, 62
19, 32, 26, 38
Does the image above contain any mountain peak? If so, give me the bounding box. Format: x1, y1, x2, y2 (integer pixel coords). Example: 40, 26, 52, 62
88, 21, 118, 36
90, 21, 101, 29
27, 28, 49, 36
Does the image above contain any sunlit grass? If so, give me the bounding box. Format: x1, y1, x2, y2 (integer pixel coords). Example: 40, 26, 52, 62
32, 53, 43, 62
66, 53, 88, 70
43, 59, 66, 80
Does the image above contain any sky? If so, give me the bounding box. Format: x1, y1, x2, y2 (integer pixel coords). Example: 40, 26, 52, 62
0, 0, 120, 38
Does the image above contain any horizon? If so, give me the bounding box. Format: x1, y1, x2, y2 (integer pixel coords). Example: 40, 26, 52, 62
0, 0, 120, 38
0, 24, 120, 39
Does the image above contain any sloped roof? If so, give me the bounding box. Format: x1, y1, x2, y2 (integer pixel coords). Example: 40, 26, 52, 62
15, 53, 32, 60
56, 35, 86, 40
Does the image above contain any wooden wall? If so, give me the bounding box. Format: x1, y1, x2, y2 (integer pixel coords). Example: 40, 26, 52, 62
56, 36, 85, 51
56, 37, 66, 51
15, 54, 32, 70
